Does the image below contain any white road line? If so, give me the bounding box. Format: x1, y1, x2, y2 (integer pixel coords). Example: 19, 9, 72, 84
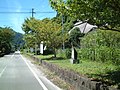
0, 66, 7, 77
20, 54, 48, 90
0, 53, 14, 78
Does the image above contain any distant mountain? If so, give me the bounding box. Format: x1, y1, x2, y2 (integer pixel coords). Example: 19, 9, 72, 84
12, 32, 25, 50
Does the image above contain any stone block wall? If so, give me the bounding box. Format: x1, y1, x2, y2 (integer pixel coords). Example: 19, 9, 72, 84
27, 54, 118, 90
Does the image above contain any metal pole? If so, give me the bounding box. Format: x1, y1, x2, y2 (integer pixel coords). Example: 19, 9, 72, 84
31, 8, 37, 55
62, 15, 65, 50
34, 33, 37, 55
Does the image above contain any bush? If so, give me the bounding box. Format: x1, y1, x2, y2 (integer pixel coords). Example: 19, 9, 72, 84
81, 29, 120, 49
0, 51, 4, 57
43, 49, 54, 55
79, 47, 120, 64
65, 48, 71, 59
79, 29, 120, 64
57, 49, 66, 58
37, 50, 40, 55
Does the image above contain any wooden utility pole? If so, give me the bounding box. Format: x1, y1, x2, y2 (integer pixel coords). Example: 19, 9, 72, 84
32, 8, 35, 17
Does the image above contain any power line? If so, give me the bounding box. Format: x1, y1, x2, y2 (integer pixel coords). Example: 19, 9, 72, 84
36, 11, 55, 13
0, 12, 31, 14
0, 7, 32, 10
0, 11, 55, 14
0, 9, 56, 18
0, 8, 56, 18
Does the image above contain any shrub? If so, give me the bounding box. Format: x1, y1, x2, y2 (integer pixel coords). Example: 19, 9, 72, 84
81, 29, 120, 49
65, 48, 71, 59
57, 49, 66, 58
43, 49, 54, 55
79, 29, 120, 64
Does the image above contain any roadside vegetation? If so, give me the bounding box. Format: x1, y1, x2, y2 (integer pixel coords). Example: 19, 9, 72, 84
0, 27, 24, 57
0, 27, 14, 56
46, 59, 119, 88
0, 0, 120, 89
22, 0, 120, 89
26, 50, 120, 89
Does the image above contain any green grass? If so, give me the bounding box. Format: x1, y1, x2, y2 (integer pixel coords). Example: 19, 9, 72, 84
47, 59, 120, 88
26, 53, 120, 88
33, 54, 53, 60
47, 59, 116, 77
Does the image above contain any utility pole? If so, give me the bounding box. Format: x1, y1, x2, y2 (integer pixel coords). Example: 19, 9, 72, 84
31, 8, 37, 54
62, 15, 65, 50
32, 8, 35, 17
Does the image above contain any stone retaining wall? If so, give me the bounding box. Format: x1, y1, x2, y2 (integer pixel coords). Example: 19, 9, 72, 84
28, 54, 118, 90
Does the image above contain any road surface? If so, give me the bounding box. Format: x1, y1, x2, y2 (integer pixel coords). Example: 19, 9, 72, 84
0, 51, 61, 90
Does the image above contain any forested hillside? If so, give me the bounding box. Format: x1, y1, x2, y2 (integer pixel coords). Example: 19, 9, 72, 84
12, 32, 25, 51
0, 27, 24, 56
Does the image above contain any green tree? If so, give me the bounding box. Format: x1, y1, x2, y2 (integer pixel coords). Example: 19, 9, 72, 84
0, 27, 15, 55
22, 18, 67, 57
22, 18, 38, 50
49, 0, 120, 29
69, 27, 84, 47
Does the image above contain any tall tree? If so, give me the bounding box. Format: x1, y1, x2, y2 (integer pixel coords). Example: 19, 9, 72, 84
49, 0, 120, 29
0, 27, 15, 55
22, 18, 67, 57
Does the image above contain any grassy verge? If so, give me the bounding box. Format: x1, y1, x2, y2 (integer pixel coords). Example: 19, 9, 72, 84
32, 53, 120, 89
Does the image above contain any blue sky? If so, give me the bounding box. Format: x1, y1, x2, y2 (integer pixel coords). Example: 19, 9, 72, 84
0, 0, 56, 33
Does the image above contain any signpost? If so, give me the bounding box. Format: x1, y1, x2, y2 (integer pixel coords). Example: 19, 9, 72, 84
70, 45, 79, 64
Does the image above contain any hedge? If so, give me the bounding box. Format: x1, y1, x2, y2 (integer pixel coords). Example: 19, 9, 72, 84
79, 29, 120, 64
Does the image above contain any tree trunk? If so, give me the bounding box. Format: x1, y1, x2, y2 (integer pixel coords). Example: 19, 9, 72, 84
53, 48, 56, 58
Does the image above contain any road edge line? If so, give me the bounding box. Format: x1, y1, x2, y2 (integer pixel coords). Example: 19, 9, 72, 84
0, 53, 14, 78
0, 66, 7, 78
20, 54, 48, 90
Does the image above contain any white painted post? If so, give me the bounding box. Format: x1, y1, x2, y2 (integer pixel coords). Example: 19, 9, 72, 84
40, 41, 44, 54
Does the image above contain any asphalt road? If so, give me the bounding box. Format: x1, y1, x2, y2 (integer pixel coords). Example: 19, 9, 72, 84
0, 51, 61, 90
